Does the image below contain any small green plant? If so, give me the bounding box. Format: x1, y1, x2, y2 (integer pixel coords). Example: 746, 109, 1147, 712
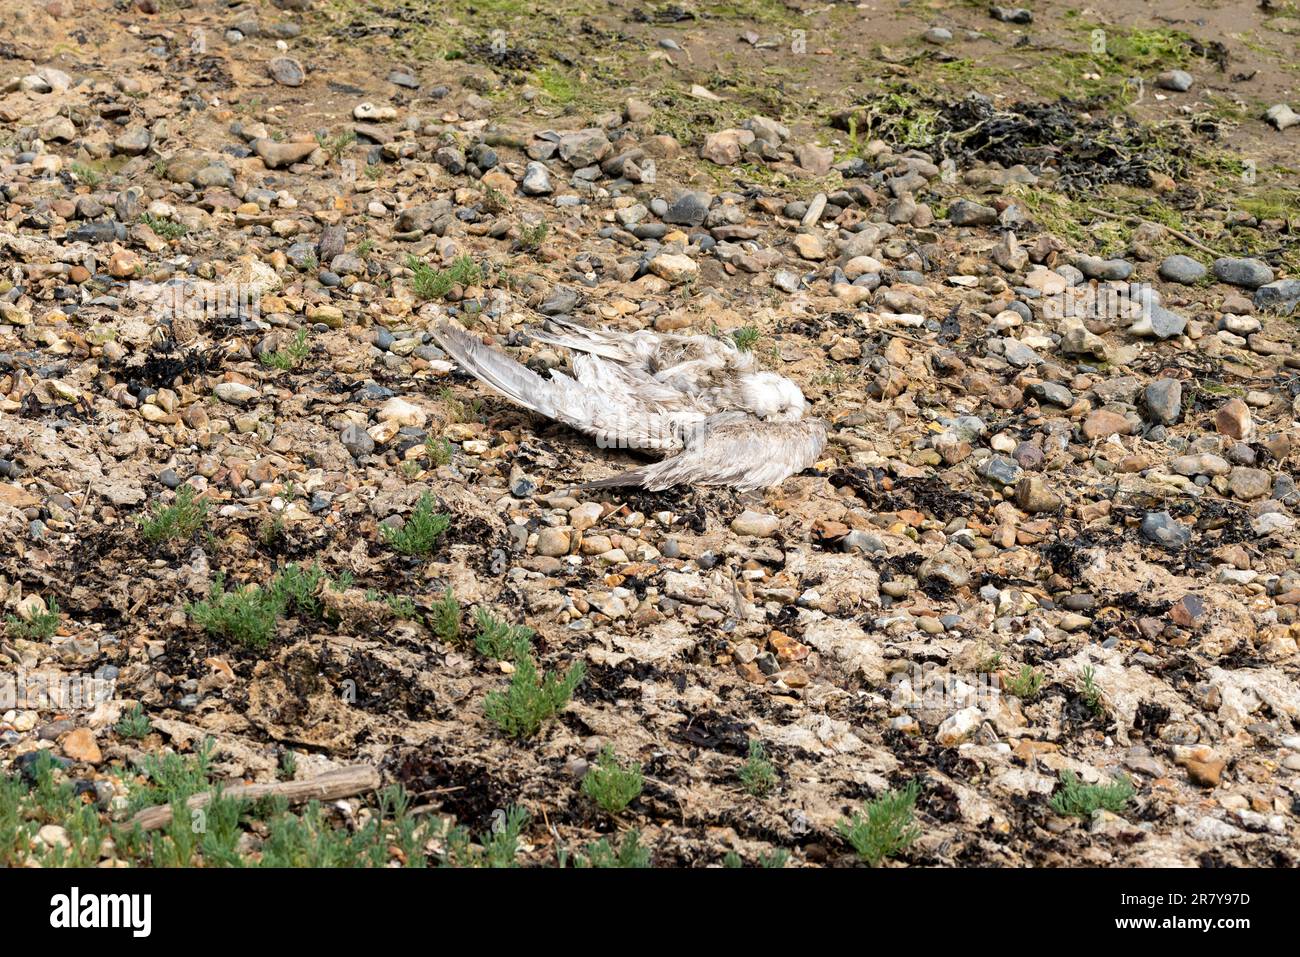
440, 806, 529, 868
407, 255, 482, 300
581, 746, 643, 814
355, 238, 375, 258
837, 781, 921, 866
187, 574, 283, 649
382, 492, 450, 556
429, 588, 461, 643
739, 739, 777, 796
731, 326, 761, 351
318, 129, 357, 161
482, 185, 511, 213
139, 485, 209, 544
5, 598, 60, 640
473, 607, 533, 661
115, 704, 152, 740
278, 749, 298, 782
573, 829, 650, 868
1004, 665, 1044, 701
517, 220, 549, 252
425, 435, 453, 466
385, 594, 417, 619
273, 563, 326, 618
1079, 665, 1105, 717
436, 387, 482, 423
139, 212, 189, 240
258, 515, 286, 546
1049, 770, 1134, 818
70, 162, 102, 187
484, 656, 585, 739
260, 328, 312, 371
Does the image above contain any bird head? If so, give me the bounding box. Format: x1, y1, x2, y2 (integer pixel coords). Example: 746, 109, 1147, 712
741, 372, 806, 421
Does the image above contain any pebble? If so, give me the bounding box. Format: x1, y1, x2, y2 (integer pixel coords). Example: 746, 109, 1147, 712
1212, 257, 1275, 290
1157, 254, 1205, 284
731, 510, 780, 538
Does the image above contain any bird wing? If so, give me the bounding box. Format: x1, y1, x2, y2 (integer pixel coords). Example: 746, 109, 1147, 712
529, 316, 762, 410
528, 315, 661, 367
581, 416, 828, 492
430, 321, 702, 451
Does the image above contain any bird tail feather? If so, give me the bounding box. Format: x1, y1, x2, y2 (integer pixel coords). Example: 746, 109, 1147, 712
574, 468, 650, 490
429, 322, 558, 419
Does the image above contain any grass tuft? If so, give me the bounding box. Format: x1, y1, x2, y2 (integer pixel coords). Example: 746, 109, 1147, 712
408, 255, 482, 300
581, 746, 643, 814
382, 492, 450, 556
484, 655, 585, 739
739, 739, 777, 796
4, 598, 60, 640
138, 485, 209, 544
1049, 770, 1134, 817
837, 781, 922, 866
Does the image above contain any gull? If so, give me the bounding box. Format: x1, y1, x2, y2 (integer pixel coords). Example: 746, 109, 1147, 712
429, 318, 827, 491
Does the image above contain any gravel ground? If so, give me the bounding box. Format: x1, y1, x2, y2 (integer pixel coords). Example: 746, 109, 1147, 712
1, 0, 1298, 867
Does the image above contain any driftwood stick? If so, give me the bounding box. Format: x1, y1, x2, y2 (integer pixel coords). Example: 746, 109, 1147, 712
1083, 206, 1222, 257
129, 765, 381, 832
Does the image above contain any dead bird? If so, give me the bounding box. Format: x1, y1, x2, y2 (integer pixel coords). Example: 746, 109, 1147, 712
430, 318, 826, 492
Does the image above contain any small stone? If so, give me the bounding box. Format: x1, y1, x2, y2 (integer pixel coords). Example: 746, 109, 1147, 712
699, 128, 754, 165
794, 143, 833, 175
1076, 255, 1133, 281
1082, 410, 1133, 441
1143, 378, 1182, 425
61, 728, 101, 764
936, 707, 982, 745
536, 527, 572, 557
1215, 398, 1252, 440
214, 382, 258, 405
978, 455, 1022, 487
1213, 257, 1275, 290
268, 56, 305, 87
731, 510, 780, 537
793, 233, 825, 260
1158, 255, 1205, 284
1140, 512, 1191, 549
1265, 103, 1300, 131
1228, 468, 1272, 501
377, 397, 426, 428
520, 162, 553, 195
1169, 594, 1206, 628
1253, 279, 1300, 315
1156, 70, 1193, 92
990, 6, 1032, 23
947, 199, 998, 226
255, 138, 317, 169
569, 502, 603, 531
1015, 476, 1061, 514
648, 253, 698, 284
662, 191, 712, 227
340, 423, 374, 458
113, 127, 153, 156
